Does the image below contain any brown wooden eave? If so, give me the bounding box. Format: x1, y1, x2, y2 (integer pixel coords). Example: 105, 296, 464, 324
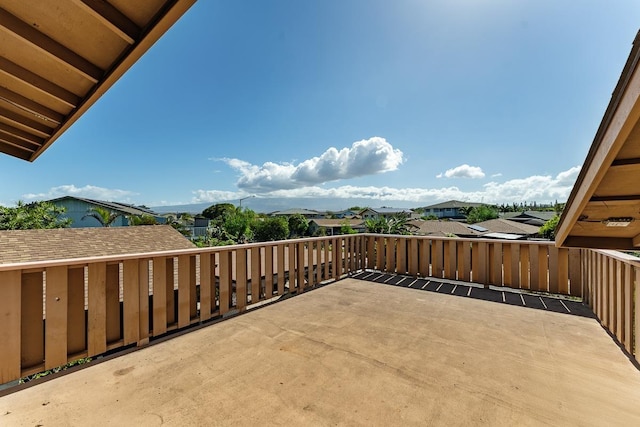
0, 0, 196, 162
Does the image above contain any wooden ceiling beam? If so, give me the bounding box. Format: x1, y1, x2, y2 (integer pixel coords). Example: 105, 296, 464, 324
611, 157, 640, 166
0, 122, 44, 146
0, 7, 103, 83
0, 131, 40, 152
0, 57, 79, 108
633, 234, 640, 247
0, 140, 31, 160
0, 86, 64, 125
590, 195, 640, 202
0, 106, 54, 137
73, 0, 140, 44
561, 236, 634, 250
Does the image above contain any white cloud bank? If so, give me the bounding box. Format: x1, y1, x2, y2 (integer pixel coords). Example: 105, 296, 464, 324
437, 164, 485, 179
216, 137, 404, 191
22, 185, 138, 202
192, 166, 582, 205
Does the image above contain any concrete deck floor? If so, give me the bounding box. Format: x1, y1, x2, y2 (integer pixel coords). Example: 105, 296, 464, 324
2, 278, 640, 426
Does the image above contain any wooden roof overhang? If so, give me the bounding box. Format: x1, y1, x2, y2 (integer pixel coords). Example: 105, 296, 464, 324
556, 30, 640, 250
0, 0, 195, 161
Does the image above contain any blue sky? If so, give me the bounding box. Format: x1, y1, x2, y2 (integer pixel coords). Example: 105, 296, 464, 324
1, 0, 639, 209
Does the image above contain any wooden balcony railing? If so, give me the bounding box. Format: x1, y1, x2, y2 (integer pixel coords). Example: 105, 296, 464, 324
1, 233, 637, 385
0, 235, 361, 384
582, 249, 640, 358
361, 235, 583, 297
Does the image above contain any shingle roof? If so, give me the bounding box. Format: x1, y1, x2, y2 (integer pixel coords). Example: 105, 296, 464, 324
270, 208, 321, 216
362, 207, 414, 214
310, 219, 365, 228
49, 196, 158, 216
421, 200, 483, 209
474, 219, 540, 235
0, 225, 195, 265
408, 220, 482, 237
509, 211, 556, 221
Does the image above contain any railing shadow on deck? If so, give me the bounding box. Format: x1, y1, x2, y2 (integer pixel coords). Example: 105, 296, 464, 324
0, 233, 638, 386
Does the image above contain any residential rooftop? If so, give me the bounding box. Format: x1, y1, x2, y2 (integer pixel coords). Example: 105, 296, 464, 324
0, 226, 194, 264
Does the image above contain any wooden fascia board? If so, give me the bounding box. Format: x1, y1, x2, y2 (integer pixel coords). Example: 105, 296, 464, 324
556, 50, 640, 247
29, 0, 197, 161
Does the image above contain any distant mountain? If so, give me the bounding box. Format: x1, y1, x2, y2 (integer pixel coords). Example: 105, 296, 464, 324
151, 198, 424, 214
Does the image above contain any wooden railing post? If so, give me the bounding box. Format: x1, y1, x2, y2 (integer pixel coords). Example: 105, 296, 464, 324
0, 270, 21, 383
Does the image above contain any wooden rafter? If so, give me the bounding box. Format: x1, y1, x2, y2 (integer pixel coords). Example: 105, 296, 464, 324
0, 122, 43, 146
0, 140, 31, 160
0, 0, 196, 161
0, 131, 40, 152
0, 105, 54, 137
0, 57, 80, 108
0, 86, 64, 124
73, 0, 141, 44
0, 7, 103, 83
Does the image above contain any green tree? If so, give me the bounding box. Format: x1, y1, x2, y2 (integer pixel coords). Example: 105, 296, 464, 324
364, 215, 413, 235
129, 214, 158, 225
458, 206, 474, 217
0, 201, 71, 230
364, 217, 387, 234
165, 214, 192, 237
82, 206, 122, 227
466, 205, 498, 224
202, 203, 236, 225
340, 220, 358, 235
224, 208, 256, 243
288, 214, 309, 237
539, 215, 560, 239
252, 216, 289, 241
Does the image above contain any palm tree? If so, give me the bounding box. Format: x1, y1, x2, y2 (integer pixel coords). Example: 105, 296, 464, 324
82, 206, 122, 227
364, 215, 414, 235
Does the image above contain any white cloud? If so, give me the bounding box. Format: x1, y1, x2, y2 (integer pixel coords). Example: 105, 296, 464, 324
22, 185, 138, 202
491, 173, 503, 178
217, 137, 404, 191
191, 189, 248, 203
193, 166, 582, 205
437, 164, 485, 179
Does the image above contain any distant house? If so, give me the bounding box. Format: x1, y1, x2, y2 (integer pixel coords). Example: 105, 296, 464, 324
331, 209, 360, 219
309, 219, 366, 236
270, 208, 324, 219
421, 200, 483, 220
503, 211, 556, 227
408, 220, 483, 238
0, 225, 195, 264
49, 196, 165, 228
473, 218, 541, 238
359, 207, 418, 220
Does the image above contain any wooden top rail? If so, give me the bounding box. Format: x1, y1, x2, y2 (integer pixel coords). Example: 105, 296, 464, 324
360, 233, 559, 246
588, 249, 640, 266
0, 233, 566, 273
0, 235, 346, 272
